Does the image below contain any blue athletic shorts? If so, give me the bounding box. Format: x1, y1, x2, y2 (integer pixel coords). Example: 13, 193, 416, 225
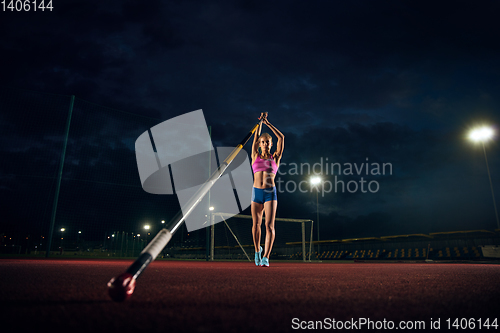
252, 187, 277, 204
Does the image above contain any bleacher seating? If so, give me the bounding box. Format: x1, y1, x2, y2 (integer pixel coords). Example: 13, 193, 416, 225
288, 245, 485, 261
283, 229, 497, 261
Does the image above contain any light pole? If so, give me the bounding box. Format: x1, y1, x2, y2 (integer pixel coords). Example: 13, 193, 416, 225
60, 228, 65, 251
468, 126, 499, 229
209, 206, 215, 260
310, 176, 322, 255
77, 230, 81, 252
144, 225, 150, 247
136, 234, 140, 255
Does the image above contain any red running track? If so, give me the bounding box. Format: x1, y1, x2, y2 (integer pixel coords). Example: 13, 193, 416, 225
0, 259, 499, 332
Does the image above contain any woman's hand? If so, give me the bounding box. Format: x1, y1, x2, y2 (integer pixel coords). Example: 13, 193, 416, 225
260, 113, 270, 124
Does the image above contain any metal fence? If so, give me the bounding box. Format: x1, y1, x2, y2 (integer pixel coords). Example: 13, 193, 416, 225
0, 88, 310, 258
1, 88, 182, 255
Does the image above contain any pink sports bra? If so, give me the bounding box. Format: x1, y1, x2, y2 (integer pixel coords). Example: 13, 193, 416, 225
252, 154, 278, 174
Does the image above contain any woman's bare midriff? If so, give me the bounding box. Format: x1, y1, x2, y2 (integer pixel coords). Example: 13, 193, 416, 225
253, 171, 276, 189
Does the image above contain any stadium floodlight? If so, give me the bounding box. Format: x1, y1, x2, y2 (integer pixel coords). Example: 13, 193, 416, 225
60, 228, 65, 248
209, 206, 215, 211
310, 176, 322, 253
468, 126, 494, 143
144, 225, 150, 230
161, 220, 165, 224
310, 176, 321, 185
468, 125, 499, 229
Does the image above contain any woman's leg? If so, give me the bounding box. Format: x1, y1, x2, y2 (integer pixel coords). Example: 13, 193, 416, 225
262, 199, 277, 259
251, 201, 264, 253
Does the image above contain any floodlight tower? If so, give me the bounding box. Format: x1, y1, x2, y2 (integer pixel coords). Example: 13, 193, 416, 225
310, 176, 322, 253
468, 126, 499, 229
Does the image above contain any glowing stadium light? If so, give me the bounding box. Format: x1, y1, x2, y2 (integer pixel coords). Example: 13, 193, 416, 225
467, 125, 499, 229
60, 228, 65, 232
161, 220, 165, 224
469, 126, 494, 142
209, 206, 214, 211
144, 225, 150, 230
310, 176, 322, 185
309, 176, 322, 252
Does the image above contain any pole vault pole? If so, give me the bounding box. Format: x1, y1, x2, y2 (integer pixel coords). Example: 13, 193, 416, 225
107, 117, 263, 302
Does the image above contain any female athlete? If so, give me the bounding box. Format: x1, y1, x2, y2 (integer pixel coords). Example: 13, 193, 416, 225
251, 112, 284, 267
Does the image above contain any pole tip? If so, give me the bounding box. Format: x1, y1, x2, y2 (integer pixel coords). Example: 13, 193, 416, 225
107, 273, 136, 302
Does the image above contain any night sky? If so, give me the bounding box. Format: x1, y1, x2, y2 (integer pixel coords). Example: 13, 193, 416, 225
1, 0, 500, 243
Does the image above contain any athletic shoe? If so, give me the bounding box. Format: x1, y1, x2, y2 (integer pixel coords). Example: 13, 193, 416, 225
261, 257, 269, 267
255, 246, 262, 266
